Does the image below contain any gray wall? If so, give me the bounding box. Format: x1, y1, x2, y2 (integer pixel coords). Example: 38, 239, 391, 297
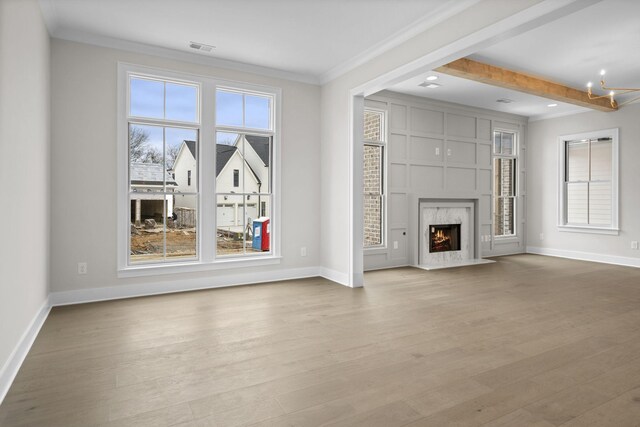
50, 39, 321, 293
527, 104, 640, 262
364, 91, 528, 270
0, 0, 50, 378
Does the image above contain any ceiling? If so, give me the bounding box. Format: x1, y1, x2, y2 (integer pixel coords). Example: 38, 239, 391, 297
388, 72, 591, 121
38, 0, 640, 120
38, 0, 476, 83
389, 0, 640, 120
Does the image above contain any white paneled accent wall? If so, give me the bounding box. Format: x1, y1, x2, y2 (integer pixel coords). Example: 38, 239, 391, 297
364, 91, 528, 270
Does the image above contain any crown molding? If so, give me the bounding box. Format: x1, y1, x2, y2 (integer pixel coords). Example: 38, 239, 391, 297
52, 28, 321, 85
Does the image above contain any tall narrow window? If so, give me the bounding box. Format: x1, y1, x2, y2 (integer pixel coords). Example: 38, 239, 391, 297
560, 130, 618, 232
363, 109, 386, 248
493, 130, 517, 237
233, 169, 239, 187
119, 64, 280, 273
215, 89, 274, 256
128, 75, 199, 264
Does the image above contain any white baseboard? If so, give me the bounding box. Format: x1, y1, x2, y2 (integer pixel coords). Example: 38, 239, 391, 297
319, 267, 352, 287
526, 246, 640, 268
0, 298, 51, 405
50, 266, 323, 306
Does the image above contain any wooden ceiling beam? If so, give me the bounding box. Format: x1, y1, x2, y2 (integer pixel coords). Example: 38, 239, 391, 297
435, 58, 617, 112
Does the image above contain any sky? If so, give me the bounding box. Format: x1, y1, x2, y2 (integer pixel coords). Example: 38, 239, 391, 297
130, 77, 271, 151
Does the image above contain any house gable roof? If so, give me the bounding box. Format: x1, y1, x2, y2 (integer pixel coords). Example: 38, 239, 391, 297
245, 135, 270, 166
216, 144, 237, 177
184, 140, 196, 158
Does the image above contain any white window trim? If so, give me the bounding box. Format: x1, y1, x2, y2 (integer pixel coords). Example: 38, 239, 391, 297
557, 128, 619, 235
117, 62, 282, 276
492, 129, 518, 240
363, 107, 388, 251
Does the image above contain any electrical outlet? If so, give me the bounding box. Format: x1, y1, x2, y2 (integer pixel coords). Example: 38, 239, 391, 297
632, 241, 639, 250
539, 233, 544, 241
435, 147, 440, 156
393, 241, 398, 249
77, 262, 87, 275
300, 247, 307, 257
447, 148, 452, 156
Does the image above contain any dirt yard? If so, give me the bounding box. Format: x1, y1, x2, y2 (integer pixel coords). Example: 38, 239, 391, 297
130, 226, 196, 261
130, 226, 264, 261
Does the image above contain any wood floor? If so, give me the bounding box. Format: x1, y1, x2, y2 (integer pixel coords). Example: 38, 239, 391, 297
2, 254, 640, 426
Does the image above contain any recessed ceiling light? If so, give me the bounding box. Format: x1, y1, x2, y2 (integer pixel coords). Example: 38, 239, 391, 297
418, 82, 441, 88
496, 98, 514, 104
425, 75, 438, 81
547, 103, 558, 107
189, 41, 215, 52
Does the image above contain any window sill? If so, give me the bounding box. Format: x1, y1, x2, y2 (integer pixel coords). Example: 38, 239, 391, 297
118, 255, 282, 278
558, 225, 619, 236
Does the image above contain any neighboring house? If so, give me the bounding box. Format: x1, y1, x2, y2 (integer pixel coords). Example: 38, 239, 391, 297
130, 162, 177, 226
171, 140, 197, 210
172, 135, 271, 230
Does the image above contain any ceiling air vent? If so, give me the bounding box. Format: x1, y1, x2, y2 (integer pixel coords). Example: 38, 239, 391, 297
496, 98, 514, 104
189, 41, 215, 52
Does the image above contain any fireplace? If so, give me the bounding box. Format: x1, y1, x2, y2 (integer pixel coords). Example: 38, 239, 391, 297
429, 224, 461, 253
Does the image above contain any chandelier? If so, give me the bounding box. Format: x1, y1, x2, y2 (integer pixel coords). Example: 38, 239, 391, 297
587, 70, 640, 108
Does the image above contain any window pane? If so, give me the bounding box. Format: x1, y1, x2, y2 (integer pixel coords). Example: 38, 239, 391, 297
130, 77, 164, 119
217, 131, 239, 146
501, 132, 514, 155
494, 197, 515, 236
590, 139, 612, 181
494, 158, 515, 197
216, 194, 244, 256
364, 194, 383, 247
493, 132, 502, 154
244, 135, 271, 193
247, 195, 270, 253
589, 181, 612, 225
168, 195, 197, 260
566, 142, 589, 181
130, 197, 165, 263
165, 82, 198, 122
166, 128, 198, 193
566, 182, 588, 224
216, 90, 243, 126
364, 110, 383, 142
363, 144, 382, 194
245, 94, 271, 130
129, 124, 164, 193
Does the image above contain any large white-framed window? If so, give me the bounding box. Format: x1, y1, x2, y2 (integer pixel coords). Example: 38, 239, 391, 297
558, 128, 619, 235
363, 108, 387, 249
493, 129, 518, 238
117, 63, 281, 277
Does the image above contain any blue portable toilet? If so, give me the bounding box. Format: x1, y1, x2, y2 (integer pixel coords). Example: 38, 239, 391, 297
252, 217, 270, 251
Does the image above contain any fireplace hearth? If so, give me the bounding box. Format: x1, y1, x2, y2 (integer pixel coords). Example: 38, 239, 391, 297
429, 224, 461, 253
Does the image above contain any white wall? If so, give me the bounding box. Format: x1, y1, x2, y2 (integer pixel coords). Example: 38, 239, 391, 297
0, 0, 50, 391
527, 104, 640, 264
320, 0, 543, 284
50, 39, 321, 294
363, 91, 527, 270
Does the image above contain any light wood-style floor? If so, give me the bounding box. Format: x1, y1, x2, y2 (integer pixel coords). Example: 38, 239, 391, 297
3, 254, 640, 426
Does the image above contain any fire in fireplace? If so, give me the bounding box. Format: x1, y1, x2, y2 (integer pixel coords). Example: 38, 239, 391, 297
429, 224, 461, 253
